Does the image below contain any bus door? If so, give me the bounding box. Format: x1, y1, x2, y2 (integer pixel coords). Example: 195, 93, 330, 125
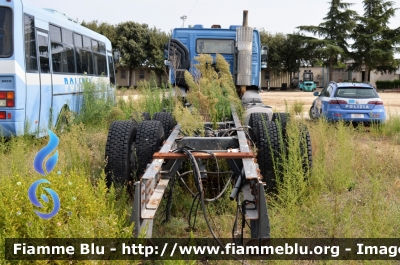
36, 30, 52, 136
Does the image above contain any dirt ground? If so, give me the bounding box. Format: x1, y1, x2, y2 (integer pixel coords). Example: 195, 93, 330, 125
259, 88, 400, 118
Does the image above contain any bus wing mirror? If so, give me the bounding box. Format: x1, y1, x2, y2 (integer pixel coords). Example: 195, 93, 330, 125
164, 43, 169, 60
261, 46, 268, 59
261, 46, 268, 68
113, 50, 120, 63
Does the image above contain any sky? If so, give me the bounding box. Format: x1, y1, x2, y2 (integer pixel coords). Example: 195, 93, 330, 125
22, 0, 400, 34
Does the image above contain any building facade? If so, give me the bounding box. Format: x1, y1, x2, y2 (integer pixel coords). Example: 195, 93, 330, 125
115, 65, 399, 89
261, 66, 400, 90
115, 66, 168, 88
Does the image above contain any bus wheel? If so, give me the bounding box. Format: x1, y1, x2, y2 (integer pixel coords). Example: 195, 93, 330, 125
55, 107, 70, 133
135, 120, 165, 178
104, 120, 138, 190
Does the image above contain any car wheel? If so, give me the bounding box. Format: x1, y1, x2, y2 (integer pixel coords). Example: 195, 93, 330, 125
309, 106, 318, 120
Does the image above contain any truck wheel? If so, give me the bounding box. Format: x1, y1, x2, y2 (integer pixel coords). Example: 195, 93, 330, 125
142, 112, 151, 121
255, 120, 283, 192
299, 124, 313, 174
135, 120, 165, 178
249, 113, 270, 142
104, 120, 138, 188
131, 112, 151, 123
152, 112, 176, 139
272, 112, 290, 137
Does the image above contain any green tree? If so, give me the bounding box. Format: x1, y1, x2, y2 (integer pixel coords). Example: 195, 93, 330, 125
297, 0, 357, 81
146, 27, 170, 78
260, 31, 319, 88
350, 0, 400, 82
282, 33, 321, 86
259, 31, 286, 76
81, 20, 117, 49
116, 22, 150, 87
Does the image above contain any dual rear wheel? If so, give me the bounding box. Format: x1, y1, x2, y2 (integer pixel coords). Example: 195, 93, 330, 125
104, 112, 176, 189
250, 112, 312, 192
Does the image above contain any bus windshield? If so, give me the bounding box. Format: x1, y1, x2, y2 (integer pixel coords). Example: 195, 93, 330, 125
0, 7, 13, 57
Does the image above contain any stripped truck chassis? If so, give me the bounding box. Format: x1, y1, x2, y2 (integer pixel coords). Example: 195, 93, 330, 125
130, 108, 270, 241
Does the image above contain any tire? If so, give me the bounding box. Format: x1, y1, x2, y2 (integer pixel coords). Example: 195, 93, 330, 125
135, 120, 165, 178
299, 124, 313, 174
152, 112, 176, 139
55, 107, 70, 133
272, 112, 290, 137
131, 112, 151, 123
142, 112, 151, 121
255, 120, 283, 192
249, 113, 270, 142
104, 120, 138, 188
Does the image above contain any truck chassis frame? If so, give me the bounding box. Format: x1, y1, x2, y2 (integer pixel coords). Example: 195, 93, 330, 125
129, 108, 270, 242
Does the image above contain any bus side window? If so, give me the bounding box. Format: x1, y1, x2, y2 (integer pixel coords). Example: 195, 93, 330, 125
50, 25, 75, 74
74, 33, 83, 73
108, 55, 115, 84
24, 14, 38, 71
37, 32, 50, 73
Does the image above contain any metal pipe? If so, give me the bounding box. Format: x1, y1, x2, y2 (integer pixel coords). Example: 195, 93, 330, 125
230, 174, 242, 201
242, 10, 248, 27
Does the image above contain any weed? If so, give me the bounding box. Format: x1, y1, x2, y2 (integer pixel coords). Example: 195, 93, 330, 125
73, 77, 116, 129
184, 54, 243, 127
291, 100, 305, 115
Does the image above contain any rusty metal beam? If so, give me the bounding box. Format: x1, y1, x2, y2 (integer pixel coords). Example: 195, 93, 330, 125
153, 152, 255, 159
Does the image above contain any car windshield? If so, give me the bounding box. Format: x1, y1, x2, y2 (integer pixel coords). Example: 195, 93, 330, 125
0, 7, 13, 57
335, 87, 378, 99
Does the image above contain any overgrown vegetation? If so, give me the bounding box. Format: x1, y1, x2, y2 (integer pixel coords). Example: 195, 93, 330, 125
2, 57, 400, 264
183, 54, 243, 127
291, 100, 305, 115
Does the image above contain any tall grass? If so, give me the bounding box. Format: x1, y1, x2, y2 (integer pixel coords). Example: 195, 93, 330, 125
268, 117, 400, 240
72, 78, 116, 129
184, 54, 243, 126
0, 125, 137, 264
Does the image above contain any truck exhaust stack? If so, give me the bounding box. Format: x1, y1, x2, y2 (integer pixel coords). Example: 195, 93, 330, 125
237, 10, 253, 94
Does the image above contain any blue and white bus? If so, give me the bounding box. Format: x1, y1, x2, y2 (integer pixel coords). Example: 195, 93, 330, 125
0, 0, 115, 137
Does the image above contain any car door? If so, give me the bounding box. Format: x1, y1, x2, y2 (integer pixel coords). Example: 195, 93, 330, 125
315, 86, 328, 116
321, 85, 333, 116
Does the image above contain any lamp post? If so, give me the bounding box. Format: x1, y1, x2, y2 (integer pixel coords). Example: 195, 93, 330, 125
180, 15, 187, 28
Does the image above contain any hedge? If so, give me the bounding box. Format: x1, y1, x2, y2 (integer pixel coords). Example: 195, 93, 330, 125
376, 79, 400, 89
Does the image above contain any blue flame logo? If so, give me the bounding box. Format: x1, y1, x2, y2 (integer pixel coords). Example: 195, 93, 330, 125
29, 129, 60, 219
28, 179, 60, 219
34, 130, 59, 175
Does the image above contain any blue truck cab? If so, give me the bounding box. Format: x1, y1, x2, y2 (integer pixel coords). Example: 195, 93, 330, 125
164, 13, 267, 97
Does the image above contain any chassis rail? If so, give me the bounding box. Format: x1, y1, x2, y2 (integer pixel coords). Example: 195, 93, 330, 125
130, 109, 270, 241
